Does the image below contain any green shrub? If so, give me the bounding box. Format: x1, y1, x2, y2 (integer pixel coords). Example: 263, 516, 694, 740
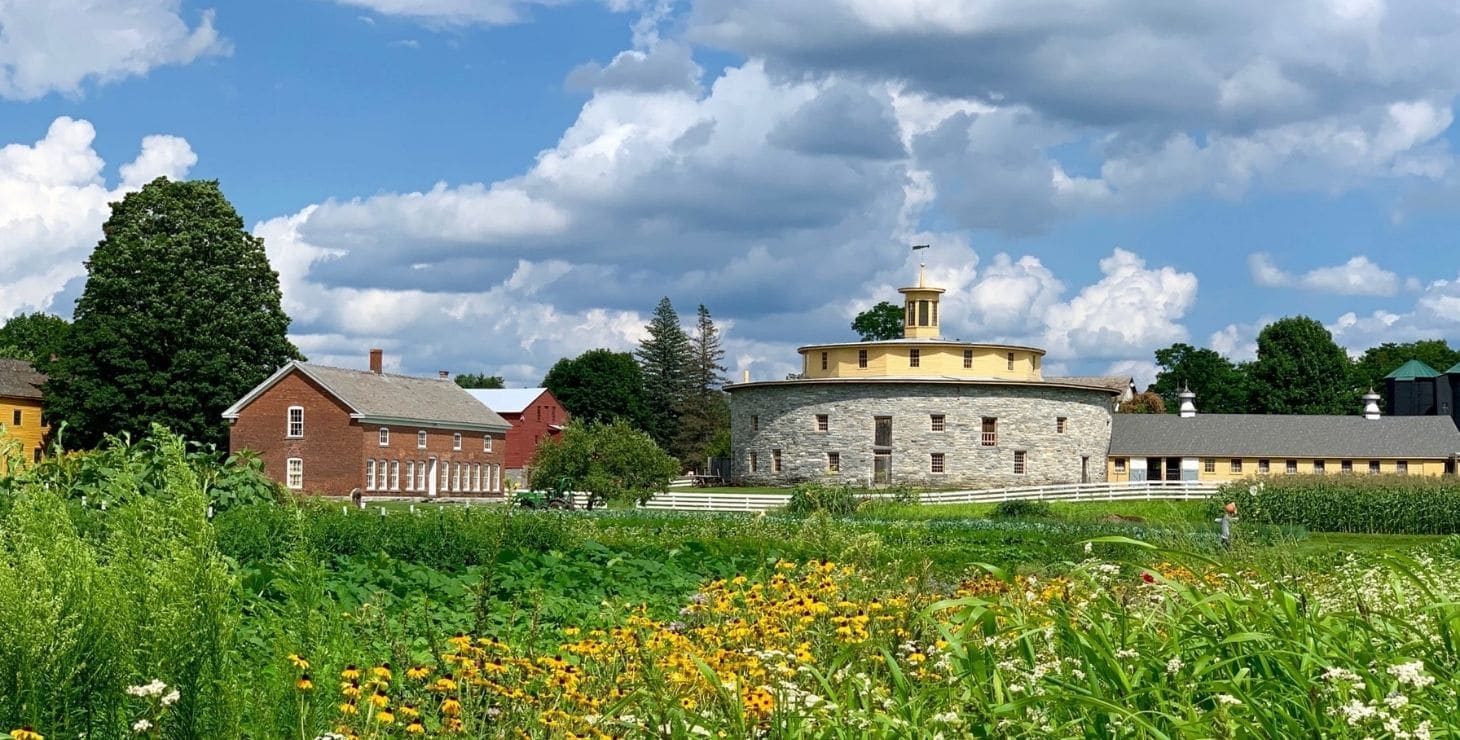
1219, 475, 1460, 534
786, 481, 862, 515
992, 499, 1055, 519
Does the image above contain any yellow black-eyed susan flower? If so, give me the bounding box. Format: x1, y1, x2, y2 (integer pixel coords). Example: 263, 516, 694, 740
372, 663, 392, 681
375, 709, 395, 725
430, 674, 458, 692
405, 665, 431, 681
405, 721, 426, 735
288, 653, 310, 670
397, 704, 419, 719
340, 665, 361, 680
296, 675, 315, 691
338, 702, 358, 715
340, 681, 361, 698
10, 728, 43, 740
369, 690, 389, 708
440, 696, 461, 716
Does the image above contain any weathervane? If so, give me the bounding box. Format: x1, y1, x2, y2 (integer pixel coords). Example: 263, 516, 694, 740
912, 244, 930, 287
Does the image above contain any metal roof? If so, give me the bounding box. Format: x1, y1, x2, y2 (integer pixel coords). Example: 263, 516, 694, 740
1109, 414, 1460, 459
223, 361, 510, 432
464, 388, 548, 415
1387, 359, 1442, 379
0, 358, 45, 401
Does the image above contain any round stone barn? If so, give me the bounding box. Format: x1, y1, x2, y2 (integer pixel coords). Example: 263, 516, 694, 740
726, 272, 1126, 489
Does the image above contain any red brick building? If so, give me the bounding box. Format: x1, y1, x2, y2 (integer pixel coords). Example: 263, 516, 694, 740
465, 388, 568, 478
224, 350, 510, 497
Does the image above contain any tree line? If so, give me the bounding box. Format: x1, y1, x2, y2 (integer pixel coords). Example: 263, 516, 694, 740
1127, 316, 1460, 415
541, 299, 729, 469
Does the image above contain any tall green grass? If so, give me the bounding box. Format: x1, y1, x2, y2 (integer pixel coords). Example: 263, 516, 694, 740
1222, 475, 1460, 534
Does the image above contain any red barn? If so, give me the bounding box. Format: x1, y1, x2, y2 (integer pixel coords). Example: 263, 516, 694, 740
465, 388, 568, 479
224, 349, 510, 497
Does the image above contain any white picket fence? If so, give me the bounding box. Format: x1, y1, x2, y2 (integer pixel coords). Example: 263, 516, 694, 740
638, 480, 1223, 513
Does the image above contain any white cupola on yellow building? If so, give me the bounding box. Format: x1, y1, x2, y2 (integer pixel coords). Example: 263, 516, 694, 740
898, 264, 945, 340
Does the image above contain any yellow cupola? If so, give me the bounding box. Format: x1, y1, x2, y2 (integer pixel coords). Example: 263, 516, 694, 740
897, 263, 945, 339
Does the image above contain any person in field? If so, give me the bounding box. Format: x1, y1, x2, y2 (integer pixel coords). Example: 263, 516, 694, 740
1217, 501, 1238, 550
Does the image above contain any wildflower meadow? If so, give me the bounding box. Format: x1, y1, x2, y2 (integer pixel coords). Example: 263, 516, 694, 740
4, 429, 1460, 738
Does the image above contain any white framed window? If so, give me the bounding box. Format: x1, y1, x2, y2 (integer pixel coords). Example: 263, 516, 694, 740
749, 451, 759, 473
1258, 459, 1270, 475
365, 460, 376, 491
390, 460, 400, 490
1397, 460, 1409, 475
815, 414, 829, 432
1114, 457, 1127, 473
1007, 352, 1015, 371
1056, 417, 1067, 434
1203, 458, 1216, 474
417, 430, 427, 449
827, 452, 840, 472
406, 461, 415, 491
772, 449, 782, 473
1013, 450, 1027, 474
379, 427, 390, 446
1230, 459, 1243, 474
452, 462, 461, 491
286, 406, 304, 438
930, 414, 945, 432
453, 433, 462, 451
484, 435, 493, 452
441, 461, 449, 491
909, 348, 920, 368
475, 464, 484, 492
1313, 460, 1326, 475
286, 458, 303, 490
1285, 459, 1297, 475
930, 452, 945, 473
418, 461, 428, 491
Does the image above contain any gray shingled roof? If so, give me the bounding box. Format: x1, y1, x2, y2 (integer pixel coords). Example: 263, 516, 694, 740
0, 358, 45, 401
298, 363, 509, 431
224, 361, 510, 432
1047, 376, 1134, 394
1110, 414, 1460, 458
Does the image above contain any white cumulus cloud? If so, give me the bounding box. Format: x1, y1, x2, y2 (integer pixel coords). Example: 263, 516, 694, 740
0, 0, 229, 100
1248, 252, 1400, 295
1043, 249, 1198, 359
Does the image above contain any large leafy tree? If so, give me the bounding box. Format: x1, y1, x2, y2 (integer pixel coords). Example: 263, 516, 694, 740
1246, 316, 1354, 415
542, 349, 651, 429
1351, 340, 1460, 397
453, 373, 505, 389
0, 312, 70, 371
1150, 343, 1251, 414
851, 301, 904, 341
45, 178, 302, 449
636, 297, 694, 450
528, 419, 679, 508
1118, 390, 1167, 414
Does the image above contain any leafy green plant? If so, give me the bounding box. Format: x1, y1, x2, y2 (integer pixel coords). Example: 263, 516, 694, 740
991, 499, 1054, 519
786, 481, 862, 515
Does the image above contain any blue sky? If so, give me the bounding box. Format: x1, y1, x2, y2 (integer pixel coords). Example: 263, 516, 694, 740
3, 0, 1460, 388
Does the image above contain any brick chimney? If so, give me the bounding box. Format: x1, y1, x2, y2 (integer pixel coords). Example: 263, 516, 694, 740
438, 370, 450, 381
369, 348, 383, 374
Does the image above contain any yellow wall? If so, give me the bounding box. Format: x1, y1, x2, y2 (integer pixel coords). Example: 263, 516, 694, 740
0, 396, 47, 472
1107, 455, 1450, 482
800, 344, 1043, 381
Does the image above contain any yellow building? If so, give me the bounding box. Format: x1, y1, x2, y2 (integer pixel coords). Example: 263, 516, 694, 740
0, 358, 48, 471
1107, 389, 1460, 482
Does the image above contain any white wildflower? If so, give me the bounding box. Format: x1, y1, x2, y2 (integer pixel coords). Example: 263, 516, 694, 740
1389, 661, 1435, 689
126, 680, 167, 698
1115, 648, 1139, 660
160, 690, 180, 707
1084, 542, 1093, 555
132, 719, 153, 733
1385, 693, 1410, 709
1166, 657, 1183, 674
1216, 694, 1242, 706
1336, 699, 1377, 725
1322, 667, 1361, 683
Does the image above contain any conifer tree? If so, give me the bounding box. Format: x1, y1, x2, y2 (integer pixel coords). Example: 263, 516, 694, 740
673, 305, 730, 467
636, 297, 693, 452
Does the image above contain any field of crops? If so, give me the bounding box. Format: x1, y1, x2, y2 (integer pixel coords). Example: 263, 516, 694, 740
4, 431, 1460, 737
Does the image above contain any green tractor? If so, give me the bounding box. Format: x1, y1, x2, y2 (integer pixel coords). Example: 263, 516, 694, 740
513, 476, 576, 510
